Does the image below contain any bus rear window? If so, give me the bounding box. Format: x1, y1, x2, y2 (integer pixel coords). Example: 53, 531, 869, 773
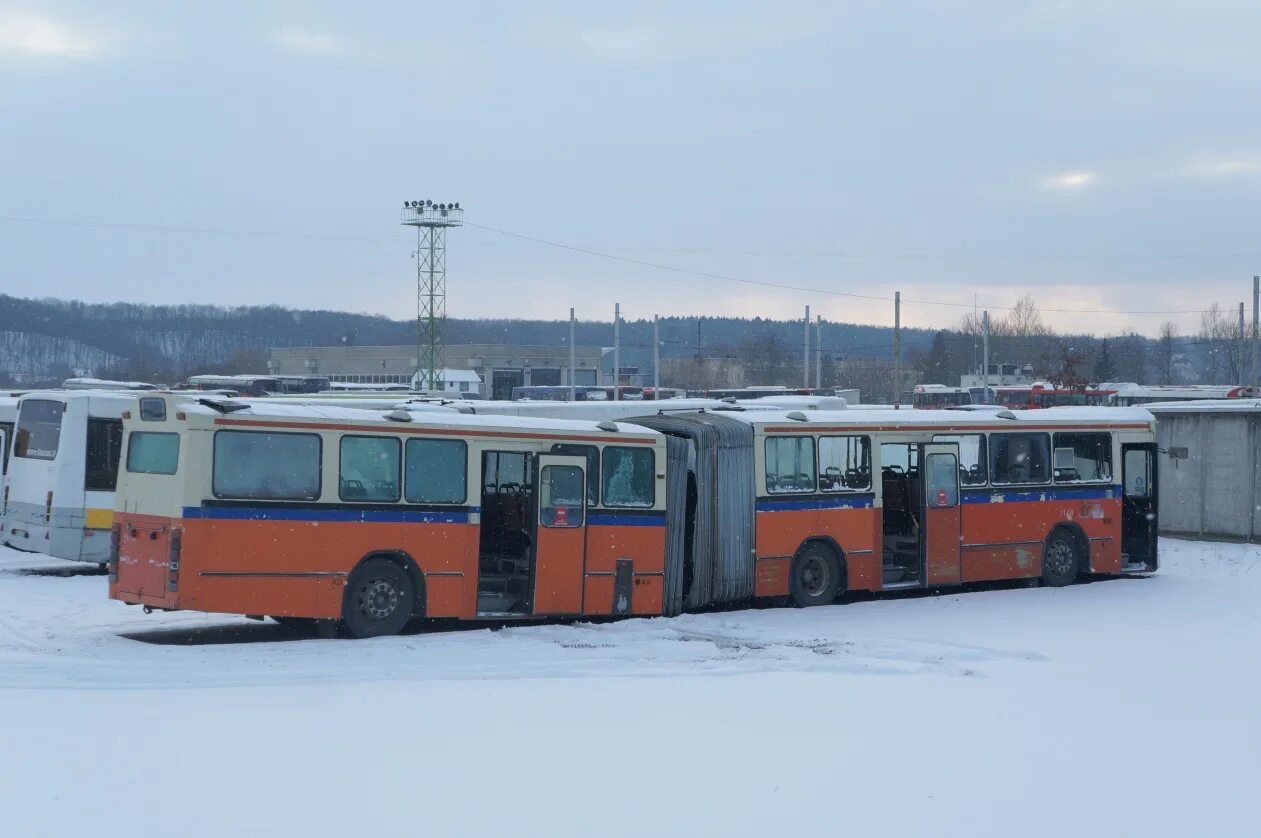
127, 432, 180, 475
15, 399, 64, 461
213, 431, 321, 500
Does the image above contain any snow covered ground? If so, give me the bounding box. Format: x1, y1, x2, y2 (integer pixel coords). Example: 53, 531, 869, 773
1, 539, 1258, 837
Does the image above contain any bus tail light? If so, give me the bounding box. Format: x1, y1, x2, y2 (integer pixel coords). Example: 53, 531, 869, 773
167, 529, 182, 593
107, 524, 120, 582
44, 491, 53, 523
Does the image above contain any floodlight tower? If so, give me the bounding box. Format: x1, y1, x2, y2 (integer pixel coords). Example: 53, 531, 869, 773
401, 199, 463, 391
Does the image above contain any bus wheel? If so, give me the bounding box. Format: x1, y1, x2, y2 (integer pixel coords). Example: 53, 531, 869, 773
790, 544, 841, 607
1041, 532, 1080, 587
341, 559, 415, 639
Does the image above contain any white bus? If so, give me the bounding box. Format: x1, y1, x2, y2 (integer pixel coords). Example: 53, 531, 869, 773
1106, 383, 1252, 406
0, 395, 16, 477
3, 391, 135, 564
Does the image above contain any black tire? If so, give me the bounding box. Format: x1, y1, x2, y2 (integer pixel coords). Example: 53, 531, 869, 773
789, 544, 842, 607
340, 558, 415, 639
1041, 531, 1081, 587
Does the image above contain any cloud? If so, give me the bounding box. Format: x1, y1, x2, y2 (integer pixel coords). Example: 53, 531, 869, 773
1183, 154, 1261, 179
0, 12, 105, 58
273, 27, 351, 58
1041, 170, 1097, 190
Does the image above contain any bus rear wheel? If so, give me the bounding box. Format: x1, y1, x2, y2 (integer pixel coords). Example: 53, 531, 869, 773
789, 544, 841, 607
1040, 531, 1080, 587
341, 559, 415, 639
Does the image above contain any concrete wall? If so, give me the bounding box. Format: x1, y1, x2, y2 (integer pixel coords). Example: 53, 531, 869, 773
1154, 410, 1261, 541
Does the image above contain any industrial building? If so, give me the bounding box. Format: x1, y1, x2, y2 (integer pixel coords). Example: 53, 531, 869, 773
269, 343, 604, 400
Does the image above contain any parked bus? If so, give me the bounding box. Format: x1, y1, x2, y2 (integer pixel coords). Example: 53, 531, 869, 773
510, 385, 611, 402
4, 391, 135, 563
108, 397, 1158, 637
185, 375, 282, 397
997, 384, 1116, 410
1106, 383, 1253, 406
273, 375, 331, 394
0, 395, 16, 476
912, 385, 974, 408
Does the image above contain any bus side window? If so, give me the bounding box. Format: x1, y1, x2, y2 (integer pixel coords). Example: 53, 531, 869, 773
550, 443, 599, 505
819, 435, 870, 492
405, 438, 467, 504
765, 436, 815, 494
339, 436, 401, 502
933, 433, 987, 485
602, 447, 654, 507
989, 433, 1050, 485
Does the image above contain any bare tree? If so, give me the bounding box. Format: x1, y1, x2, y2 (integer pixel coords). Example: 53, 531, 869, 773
1158, 321, 1179, 385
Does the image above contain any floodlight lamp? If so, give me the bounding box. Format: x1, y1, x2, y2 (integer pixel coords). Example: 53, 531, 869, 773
426, 199, 432, 207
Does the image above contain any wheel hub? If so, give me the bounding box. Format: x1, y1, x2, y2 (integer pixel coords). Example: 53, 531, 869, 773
800, 556, 830, 597
1047, 541, 1073, 575
360, 579, 400, 620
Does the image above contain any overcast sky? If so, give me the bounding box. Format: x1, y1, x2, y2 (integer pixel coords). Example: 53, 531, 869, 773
3, 1, 1261, 336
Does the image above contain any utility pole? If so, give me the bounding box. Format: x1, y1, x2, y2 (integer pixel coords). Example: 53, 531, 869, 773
982, 310, 991, 404
569, 307, 577, 401
653, 314, 660, 394
893, 292, 901, 407
1239, 302, 1246, 385
803, 305, 811, 389
1253, 277, 1259, 396
815, 315, 822, 390
613, 302, 621, 401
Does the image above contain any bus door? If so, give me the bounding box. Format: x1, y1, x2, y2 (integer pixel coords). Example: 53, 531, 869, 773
532, 455, 588, 615
921, 442, 962, 586
1121, 443, 1157, 570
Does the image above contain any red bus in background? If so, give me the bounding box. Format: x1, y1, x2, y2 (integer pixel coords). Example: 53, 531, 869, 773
997, 384, 1116, 410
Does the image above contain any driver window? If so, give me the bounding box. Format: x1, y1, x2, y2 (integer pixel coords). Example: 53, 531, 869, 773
765, 435, 815, 494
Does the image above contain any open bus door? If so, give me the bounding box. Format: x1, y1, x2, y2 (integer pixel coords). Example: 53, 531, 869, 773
532, 455, 588, 614
1121, 443, 1158, 571
921, 442, 962, 586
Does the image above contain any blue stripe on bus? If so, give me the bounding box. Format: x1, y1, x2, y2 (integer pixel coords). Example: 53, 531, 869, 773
961, 486, 1118, 504
588, 512, 666, 527
757, 496, 875, 512
183, 506, 471, 524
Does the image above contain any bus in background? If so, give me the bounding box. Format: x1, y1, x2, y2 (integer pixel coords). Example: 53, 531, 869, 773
0, 395, 16, 477
912, 385, 974, 409
1106, 383, 1253, 406
4, 391, 134, 564
705, 386, 838, 400
510, 385, 609, 402
62, 378, 160, 392
110, 397, 1157, 637
997, 384, 1116, 410
642, 387, 687, 400
273, 375, 331, 394
185, 375, 282, 397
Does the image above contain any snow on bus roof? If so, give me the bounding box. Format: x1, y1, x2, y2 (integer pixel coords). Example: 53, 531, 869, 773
175, 397, 659, 436
1144, 399, 1261, 413
714, 406, 1154, 427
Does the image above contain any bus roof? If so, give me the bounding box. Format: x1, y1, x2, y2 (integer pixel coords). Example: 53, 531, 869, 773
175, 398, 660, 438
714, 406, 1155, 430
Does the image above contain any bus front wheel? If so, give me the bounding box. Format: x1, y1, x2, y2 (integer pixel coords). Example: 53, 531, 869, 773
341, 558, 415, 639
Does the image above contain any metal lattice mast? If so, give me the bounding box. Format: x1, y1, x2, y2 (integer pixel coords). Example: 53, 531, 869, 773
401, 199, 463, 390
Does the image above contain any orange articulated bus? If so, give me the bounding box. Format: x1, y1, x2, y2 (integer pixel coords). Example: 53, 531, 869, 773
109, 396, 1159, 637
